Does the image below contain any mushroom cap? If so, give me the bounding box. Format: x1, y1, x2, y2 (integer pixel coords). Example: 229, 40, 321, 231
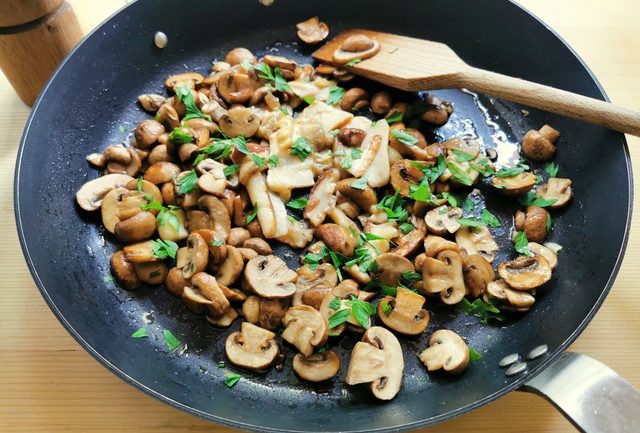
336, 178, 378, 212
462, 254, 495, 298
345, 326, 404, 401
492, 172, 537, 195
422, 250, 466, 305
219, 106, 260, 138
225, 322, 279, 372
206, 307, 238, 328
76, 173, 134, 211
390, 227, 425, 258
424, 235, 461, 258
333, 37, 380, 64
374, 253, 415, 286
487, 279, 536, 309
189, 272, 230, 317
454, 226, 499, 263
293, 350, 340, 382
418, 329, 469, 374
528, 242, 558, 270
378, 287, 429, 335
296, 16, 329, 44
444, 137, 481, 159
281, 305, 328, 356
241, 295, 260, 324
224, 47, 256, 66
523, 205, 548, 243
198, 195, 231, 242
215, 245, 244, 287
537, 178, 572, 208
110, 250, 139, 290
293, 263, 338, 306
521, 129, 556, 161
258, 297, 290, 331
315, 223, 356, 257
425, 206, 463, 235
114, 211, 157, 243
181, 233, 209, 279
389, 160, 424, 197
165, 267, 189, 297
244, 255, 297, 298
498, 255, 552, 290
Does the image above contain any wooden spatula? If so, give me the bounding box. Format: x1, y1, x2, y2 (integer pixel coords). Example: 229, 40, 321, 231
313, 29, 640, 136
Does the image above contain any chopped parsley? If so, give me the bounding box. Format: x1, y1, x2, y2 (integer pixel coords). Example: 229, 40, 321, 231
235, 136, 266, 167
326, 86, 345, 106
211, 238, 224, 247
469, 348, 484, 363
480, 209, 501, 227
327, 308, 350, 329
446, 162, 474, 186
290, 137, 312, 160
457, 217, 486, 228
390, 129, 418, 146
131, 326, 148, 338
245, 62, 292, 93
413, 154, 446, 184
381, 302, 393, 316
345, 58, 362, 67
350, 176, 369, 190
151, 239, 178, 260
546, 211, 552, 233
451, 149, 476, 162
494, 162, 529, 178
193, 136, 238, 165
223, 164, 239, 177
401, 271, 422, 282
399, 222, 415, 234
518, 191, 557, 207
168, 126, 193, 144
327, 295, 376, 329
341, 147, 362, 170
385, 111, 403, 125
175, 85, 211, 121
377, 191, 409, 222
544, 162, 559, 177
303, 95, 316, 105
470, 158, 495, 177
286, 196, 308, 210
217, 361, 226, 368
162, 330, 182, 351
223, 372, 241, 388
514, 231, 531, 256
268, 155, 280, 167
103, 275, 114, 283
462, 197, 475, 212
409, 180, 431, 202
176, 170, 198, 195
245, 203, 258, 225
458, 298, 504, 324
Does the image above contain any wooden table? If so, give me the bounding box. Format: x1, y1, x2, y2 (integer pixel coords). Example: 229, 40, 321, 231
1, 1, 639, 432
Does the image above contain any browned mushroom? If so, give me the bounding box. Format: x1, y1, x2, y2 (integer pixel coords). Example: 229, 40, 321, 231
244, 255, 297, 298
340, 88, 369, 112
537, 178, 572, 208
110, 250, 139, 290
389, 160, 424, 197
422, 250, 465, 305
521, 125, 559, 161
292, 351, 340, 382
424, 206, 463, 235
492, 172, 537, 195
374, 253, 415, 286
333, 34, 381, 64
225, 48, 255, 66
281, 305, 328, 356
370, 91, 392, 115
418, 329, 469, 374
521, 205, 548, 242
225, 322, 279, 372
463, 254, 495, 298
296, 16, 329, 44
164, 72, 204, 90
423, 235, 461, 258
420, 94, 453, 126
378, 287, 429, 335
498, 255, 552, 290
134, 120, 165, 149
455, 226, 499, 263
486, 280, 536, 310
315, 224, 356, 257
219, 106, 260, 138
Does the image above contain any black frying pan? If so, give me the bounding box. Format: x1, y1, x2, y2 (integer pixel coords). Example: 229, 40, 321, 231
14, 1, 635, 432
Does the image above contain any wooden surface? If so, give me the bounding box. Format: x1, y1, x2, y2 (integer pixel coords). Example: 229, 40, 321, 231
0, 0, 64, 26
1, 1, 639, 432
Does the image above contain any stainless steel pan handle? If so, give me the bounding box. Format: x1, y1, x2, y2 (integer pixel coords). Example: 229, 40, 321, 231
520, 352, 640, 433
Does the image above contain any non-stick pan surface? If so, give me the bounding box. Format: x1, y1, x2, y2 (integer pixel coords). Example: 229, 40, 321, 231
14, 1, 632, 432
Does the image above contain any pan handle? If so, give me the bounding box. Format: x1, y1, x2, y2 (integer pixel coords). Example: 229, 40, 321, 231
520, 352, 640, 433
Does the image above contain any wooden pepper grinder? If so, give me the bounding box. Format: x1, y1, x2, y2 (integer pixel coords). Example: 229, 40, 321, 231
0, 0, 84, 106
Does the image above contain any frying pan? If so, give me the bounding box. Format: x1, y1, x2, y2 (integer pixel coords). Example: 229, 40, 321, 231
13, 0, 640, 432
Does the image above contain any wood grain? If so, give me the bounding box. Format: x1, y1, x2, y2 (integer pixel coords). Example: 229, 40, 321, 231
0, 0, 64, 27
1, 1, 639, 432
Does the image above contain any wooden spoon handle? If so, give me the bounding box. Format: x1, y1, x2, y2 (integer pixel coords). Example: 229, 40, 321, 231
461, 67, 640, 136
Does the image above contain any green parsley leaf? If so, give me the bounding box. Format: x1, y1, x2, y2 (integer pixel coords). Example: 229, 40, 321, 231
470, 158, 495, 177
223, 164, 239, 177
286, 196, 308, 210
385, 111, 403, 125
303, 95, 316, 105
469, 348, 484, 363
457, 217, 485, 228
546, 211, 552, 233
193, 138, 235, 165
211, 238, 224, 247
462, 197, 475, 212
175, 170, 198, 195
518, 191, 557, 207
328, 309, 350, 328
401, 271, 422, 282
328, 297, 342, 311
175, 85, 211, 121
131, 326, 148, 338
441, 192, 459, 208
245, 203, 258, 225
458, 298, 505, 324
118, 125, 126, 133
234, 136, 266, 167
409, 181, 431, 202
447, 162, 474, 186
162, 330, 181, 351
315, 345, 328, 354
168, 126, 193, 144
155, 205, 181, 232
326, 86, 345, 106
290, 137, 312, 160
514, 231, 532, 256
268, 155, 279, 167
399, 223, 415, 234
348, 296, 376, 329
544, 162, 559, 177
350, 176, 369, 190
279, 107, 291, 116
149, 270, 161, 278
414, 154, 446, 184
451, 149, 476, 162
377, 191, 409, 222
246, 62, 293, 93
480, 209, 501, 228
217, 361, 226, 368
390, 129, 418, 146
341, 147, 362, 170
151, 239, 178, 260
103, 275, 114, 283
303, 251, 327, 270
361, 232, 388, 242
329, 129, 340, 137
223, 372, 241, 388
380, 285, 397, 296
345, 58, 362, 67
381, 302, 393, 316
495, 166, 526, 178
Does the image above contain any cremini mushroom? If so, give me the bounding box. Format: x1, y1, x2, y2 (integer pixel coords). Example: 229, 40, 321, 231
528, 242, 558, 270
337, 127, 366, 148
293, 351, 340, 382
425, 206, 463, 235
421, 94, 454, 126
219, 106, 260, 138
492, 172, 537, 195
228, 227, 251, 247
165, 267, 189, 297
334, 34, 381, 64
423, 235, 461, 258
115, 211, 157, 243
374, 253, 415, 286
110, 250, 139, 290
296, 16, 329, 44
241, 295, 260, 324
378, 287, 429, 335
293, 263, 338, 306
486, 280, 536, 309
336, 178, 377, 212
76, 173, 134, 211
345, 326, 404, 400
164, 72, 204, 90
157, 208, 189, 242
181, 232, 209, 279
123, 240, 156, 263
242, 238, 272, 255
444, 136, 481, 159
225, 48, 255, 66
315, 223, 356, 257
422, 250, 465, 305
522, 125, 559, 161
281, 305, 328, 356
206, 308, 239, 327
537, 178, 572, 208
259, 297, 290, 331
244, 255, 297, 298
370, 91, 392, 115
463, 254, 495, 298
225, 322, 279, 372
134, 119, 165, 149
418, 329, 469, 374
305, 169, 339, 227
155, 103, 180, 130
389, 160, 424, 197
340, 88, 369, 112
144, 161, 180, 185
455, 226, 499, 263
138, 93, 166, 112
198, 195, 231, 242
103, 144, 132, 164
391, 228, 425, 257
521, 205, 548, 242
215, 245, 244, 286
498, 255, 552, 290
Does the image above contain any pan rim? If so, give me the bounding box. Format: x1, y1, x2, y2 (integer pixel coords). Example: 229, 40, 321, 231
13, 1, 634, 432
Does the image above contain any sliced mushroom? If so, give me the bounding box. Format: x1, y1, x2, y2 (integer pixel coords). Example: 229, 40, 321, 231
228, 227, 251, 247
241, 295, 260, 324
123, 240, 156, 263
338, 127, 367, 148
374, 253, 415, 286
425, 206, 463, 235
101, 187, 131, 233
422, 250, 465, 305
198, 195, 231, 242
296, 16, 329, 44
206, 308, 238, 327
242, 238, 272, 255
315, 223, 356, 257
138, 94, 166, 112
244, 255, 297, 298
463, 254, 495, 298
498, 255, 552, 290
281, 305, 328, 356
391, 228, 425, 258
181, 233, 209, 279
528, 242, 558, 270
388, 160, 424, 198
110, 250, 139, 290
487, 279, 536, 309
219, 106, 260, 138
133, 261, 168, 285
304, 168, 339, 227
157, 208, 189, 242
371, 91, 392, 115
537, 178, 572, 208
215, 245, 244, 286
340, 88, 369, 112
155, 104, 180, 130
165, 267, 189, 297
522, 125, 559, 161
293, 351, 340, 382
191, 229, 228, 264
336, 178, 377, 212
345, 326, 404, 401
225, 322, 279, 372
114, 211, 157, 243
333, 34, 381, 64
143, 161, 180, 185
378, 287, 429, 335
259, 297, 290, 331
294, 263, 338, 306
134, 120, 165, 149
492, 172, 537, 195
76, 173, 134, 211
225, 48, 255, 66
420, 94, 454, 126
424, 235, 461, 258
455, 226, 499, 263
103, 144, 132, 164
164, 72, 204, 90
418, 329, 469, 374
523, 205, 548, 242
444, 137, 481, 159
